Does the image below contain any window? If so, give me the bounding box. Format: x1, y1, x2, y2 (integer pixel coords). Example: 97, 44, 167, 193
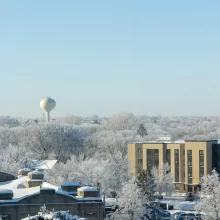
199, 150, 204, 178
200, 161, 204, 166
147, 149, 159, 171
138, 159, 143, 164
188, 177, 192, 184
188, 150, 193, 183
166, 149, 171, 165
154, 149, 159, 156
175, 183, 179, 190
200, 172, 204, 178
175, 149, 179, 182
199, 150, 204, 155
188, 185, 192, 192
138, 148, 142, 153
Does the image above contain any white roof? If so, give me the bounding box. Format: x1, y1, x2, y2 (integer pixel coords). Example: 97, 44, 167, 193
28, 170, 44, 175
77, 186, 99, 192
19, 168, 33, 172
0, 177, 100, 202
0, 176, 40, 200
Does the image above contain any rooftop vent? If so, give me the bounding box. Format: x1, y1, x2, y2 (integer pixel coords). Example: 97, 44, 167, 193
0, 189, 13, 200
77, 186, 99, 198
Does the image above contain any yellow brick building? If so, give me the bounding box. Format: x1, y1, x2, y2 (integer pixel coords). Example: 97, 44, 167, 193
128, 140, 219, 193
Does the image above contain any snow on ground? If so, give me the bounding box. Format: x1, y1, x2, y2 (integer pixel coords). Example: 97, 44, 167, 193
161, 192, 186, 197
157, 197, 207, 217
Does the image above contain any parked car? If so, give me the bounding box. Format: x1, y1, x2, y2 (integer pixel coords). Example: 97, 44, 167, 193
150, 206, 171, 217
144, 206, 162, 220
159, 202, 174, 210
184, 213, 196, 220
194, 213, 204, 220
175, 213, 188, 220
149, 201, 173, 210
155, 194, 163, 199
175, 213, 196, 220
185, 193, 195, 201
173, 211, 185, 219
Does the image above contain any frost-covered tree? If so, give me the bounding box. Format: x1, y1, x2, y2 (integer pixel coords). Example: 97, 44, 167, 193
22, 205, 83, 220
45, 155, 111, 189
0, 144, 33, 174
195, 169, 220, 220
112, 177, 149, 220
102, 112, 136, 132
18, 123, 88, 162
107, 151, 130, 192
150, 163, 174, 196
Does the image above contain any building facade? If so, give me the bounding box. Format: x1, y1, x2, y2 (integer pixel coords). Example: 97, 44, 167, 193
0, 170, 103, 220
128, 140, 220, 193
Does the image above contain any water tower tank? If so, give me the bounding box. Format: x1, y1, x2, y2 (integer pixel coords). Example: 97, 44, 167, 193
40, 97, 56, 122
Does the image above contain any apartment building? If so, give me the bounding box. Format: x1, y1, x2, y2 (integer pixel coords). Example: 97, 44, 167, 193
128, 140, 220, 193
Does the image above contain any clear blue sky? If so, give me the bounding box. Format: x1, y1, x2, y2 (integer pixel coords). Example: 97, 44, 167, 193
0, 1, 220, 118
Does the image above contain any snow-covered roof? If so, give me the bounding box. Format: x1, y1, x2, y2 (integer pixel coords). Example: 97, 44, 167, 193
41, 182, 59, 191
77, 186, 99, 192
0, 177, 101, 202
0, 176, 40, 201
30, 160, 57, 170
131, 140, 185, 144
26, 179, 44, 182
19, 168, 33, 172
28, 170, 44, 175
0, 170, 16, 176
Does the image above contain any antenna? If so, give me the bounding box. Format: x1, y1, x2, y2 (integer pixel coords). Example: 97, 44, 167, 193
40, 97, 56, 123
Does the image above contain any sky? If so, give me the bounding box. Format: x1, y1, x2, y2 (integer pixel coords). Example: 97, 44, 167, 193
0, 1, 220, 118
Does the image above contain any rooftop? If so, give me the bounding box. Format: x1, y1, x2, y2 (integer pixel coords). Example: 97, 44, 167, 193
130, 140, 220, 144
0, 176, 101, 203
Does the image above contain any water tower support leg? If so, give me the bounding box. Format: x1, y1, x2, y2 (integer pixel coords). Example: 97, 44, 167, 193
46, 112, 50, 123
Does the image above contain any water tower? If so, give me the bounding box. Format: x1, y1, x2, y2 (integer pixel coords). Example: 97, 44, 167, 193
40, 97, 56, 122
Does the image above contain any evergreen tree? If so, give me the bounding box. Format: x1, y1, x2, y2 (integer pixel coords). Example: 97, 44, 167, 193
135, 169, 155, 201
137, 124, 147, 138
